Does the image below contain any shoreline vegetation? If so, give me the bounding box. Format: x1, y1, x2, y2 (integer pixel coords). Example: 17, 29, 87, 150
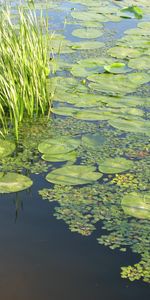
0, 5, 51, 139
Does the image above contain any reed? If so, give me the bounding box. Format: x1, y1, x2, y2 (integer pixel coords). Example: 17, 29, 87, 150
0, 6, 50, 139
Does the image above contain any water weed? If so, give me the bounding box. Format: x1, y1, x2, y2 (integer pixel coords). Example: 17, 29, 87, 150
0, 6, 50, 139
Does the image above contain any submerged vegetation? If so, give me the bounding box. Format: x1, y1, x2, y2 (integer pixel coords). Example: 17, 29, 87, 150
0, 6, 50, 138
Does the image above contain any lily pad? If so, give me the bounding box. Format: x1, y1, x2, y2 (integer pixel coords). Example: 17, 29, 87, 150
0, 172, 33, 193
42, 151, 77, 163
52, 106, 79, 117
107, 46, 143, 59
46, 165, 102, 185
0, 140, 16, 158
38, 137, 80, 155
128, 56, 150, 70
72, 28, 103, 39
71, 41, 104, 50
98, 157, 134, 174
121, 192, 150, 220
88, 73, 150, 95
109, 118, 150, 135
104, 62, 130, 74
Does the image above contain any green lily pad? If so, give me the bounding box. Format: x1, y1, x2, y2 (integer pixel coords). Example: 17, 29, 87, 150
101, 95, 150, 108
88, 73, 150, 95
0, 172, 33, 193
107, 46, 143, 59
71, 11, 107, 22
121, 192, 150, 220
74, 109, 109, 121
109, 118, 150, 135
71, 41, 104, 50
82, 133, 105, 148
72, 28, 103, 39
38, 137, 80, 155
0, 140, 16, 158
128, 56, 150, 70
46, 165, 102, 185
104, 62, 130, 74
98, 157, 134, 174
71, 10, 120, 23
52, 106, 79, 117
124, 28, 150, 36
117, 35, 150, 48
42, 151, 77, 163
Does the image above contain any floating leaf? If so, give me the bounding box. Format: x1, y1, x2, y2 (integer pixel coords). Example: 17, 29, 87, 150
72, 28, 103, 39
71, 41, 104, 50
88, 73, 150, 95
0, 172, 33, 193
104, 62, 130, 74
42, 151, 77, 162
121, 192, 150, 220
46, 165, 102, 185
38, 137, 80, 155
109, 118, 150, 135
107, 46, 143, 59
98, 157, 134, 174
0, 140, 16, 158
52, 106, 79, 117
128, 56, 150, 70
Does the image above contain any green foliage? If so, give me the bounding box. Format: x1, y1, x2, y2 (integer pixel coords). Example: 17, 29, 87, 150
0, 6, 50, 139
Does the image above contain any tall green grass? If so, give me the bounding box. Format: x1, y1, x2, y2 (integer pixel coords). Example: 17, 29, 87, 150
0, 6, 50, 139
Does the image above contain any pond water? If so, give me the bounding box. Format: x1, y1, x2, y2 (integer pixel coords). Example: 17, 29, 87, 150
0, 0, 150, 299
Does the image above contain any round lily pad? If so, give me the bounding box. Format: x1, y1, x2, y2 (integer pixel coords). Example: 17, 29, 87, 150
38, 137, 80, 155
128, 56, 150, 70
0, 140, 16, 159
121, 192, 150, 220
109, 118, 150, 135
46, 165, 102, 185
42, 151, 77, 162
104, 62, 130, 74
72, 28, 103, 39
98, 157, 134, 174
71, 41, 104, 50
107, 46, 143, 59
0, 172, 33, 193
52, 106, 78, 117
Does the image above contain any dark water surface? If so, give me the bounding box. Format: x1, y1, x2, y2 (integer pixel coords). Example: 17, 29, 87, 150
0, 175, 149, 300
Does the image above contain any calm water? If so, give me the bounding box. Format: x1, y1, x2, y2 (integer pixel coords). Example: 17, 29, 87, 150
0, 176, 149, 300
0, 0, 150, 299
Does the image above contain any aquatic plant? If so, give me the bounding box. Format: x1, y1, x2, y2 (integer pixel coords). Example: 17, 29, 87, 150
0, 6, 50, 139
